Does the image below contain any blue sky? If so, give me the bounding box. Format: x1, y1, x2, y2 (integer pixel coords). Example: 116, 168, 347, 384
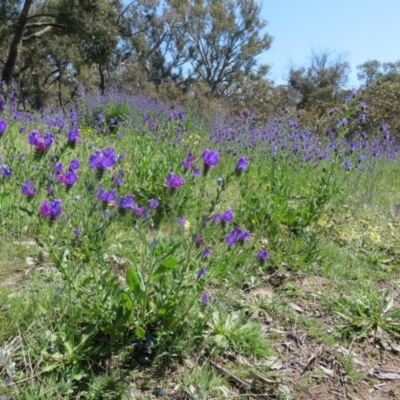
260, 0, 400, 87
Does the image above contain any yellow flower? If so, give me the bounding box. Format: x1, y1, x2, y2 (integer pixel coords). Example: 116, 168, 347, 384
184, 220, 191, 233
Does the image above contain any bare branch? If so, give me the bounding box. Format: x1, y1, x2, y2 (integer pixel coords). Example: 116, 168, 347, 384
23, 26, 53, 42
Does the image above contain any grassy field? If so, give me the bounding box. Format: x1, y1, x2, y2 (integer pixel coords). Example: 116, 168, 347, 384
0, 90, 400, 399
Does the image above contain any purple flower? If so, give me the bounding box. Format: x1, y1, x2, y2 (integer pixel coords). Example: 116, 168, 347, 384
40, 198, 63, 219
201, 292, 209, 306
182, 159, 194, 170
201, 149, 220, 169
202, 247, 211, 259
235, 156, 249, 172
148, 198, 159, 209
222, 210, 234, 223
89, 147, 117, 172
166, 172, 184, 189
395, 203, 400, 215
0, 119, 7, 134
177, 217, 186, 229
195, 235, 204, 246
226, 232, 237, 246
198, 267, 206, 279
97, 188, 117, 206
54, 162, 63, 173
1, 165, 11, 178
213, 213, 223, 224
69, 159, 80, 171
112, 173, 124, 186
28, 130, 53, 152
182, 151, 196, 170
67, 129, 80, 145
119, 194, 136, 210
257, 250, 269, 262
226, 226, 250, 246
64, 170, 77, 187
21, 179, 38, 197
192, 168, 201, 177
73, 228, 80, 237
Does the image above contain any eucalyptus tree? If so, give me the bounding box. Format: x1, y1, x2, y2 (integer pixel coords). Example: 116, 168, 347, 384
166, 0, 273, 96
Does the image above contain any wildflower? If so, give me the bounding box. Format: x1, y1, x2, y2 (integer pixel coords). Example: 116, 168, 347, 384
395, 203, 400, 215
226, 226, 250, 246
112, 172, 124, 186
195, 235, 204, 246
256, 250, 269, 262
28, 130, 53, 152
201, 149, 220, 170
119, 194, 136, 211
202, 247, 211, 259
69, 158, 80, 171
148, 198, 159, 209
89, 147, 117, 172
97, 188, 117, 206
166, 172, 184, 189
222, 210, 234, 223
1, 165, 11, 178
73, 228, 80, 237
201, 292, 209, 306
59, 170, 77, 188
21, 179, 38, 197
359, 102, 367, 109
67, 128, 80, 145
235, 156, 249, 172
213, 213, 223, 224
198, 267, 206, 279
192, 168, 200, 177
216, 177, 223, 186
0, 119, 7, 134
40, 198, 63, 220
54, 161, 63, 173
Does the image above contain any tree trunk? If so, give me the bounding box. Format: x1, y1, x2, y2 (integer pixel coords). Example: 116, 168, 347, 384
1, 0, 34, 86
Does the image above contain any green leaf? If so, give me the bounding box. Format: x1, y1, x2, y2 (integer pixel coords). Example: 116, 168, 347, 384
150, 257, 178, 282
135, 327, 146, 339
126, 267, 143, 297
122, 292, 133, 311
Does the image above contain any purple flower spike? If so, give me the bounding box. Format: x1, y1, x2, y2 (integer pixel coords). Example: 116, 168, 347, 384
166, 172, 185, 189
54, 161, 63, 173
97, 188, 117, 206
201, 149, 220, 169
1, 165, 11, 178
235, 156, 249, 172
21, 179, 38, 197
201, 292, 210, 306
89, 147, 117, 172
69, 158, 80, 171
202, 247, 211, 259
67, 128, 80, 145
213, 213, 223, 224
257, 250, 269, 262
198, 267, 206, 279
40, 198, 63, 220
65, 170, 77, 187
28, 130, 53, 152
148, 198, 159, 209
0, 120, 7, 134
119, 194, 136, 210
195, 235, 204, 246
222, 210, 234, 223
